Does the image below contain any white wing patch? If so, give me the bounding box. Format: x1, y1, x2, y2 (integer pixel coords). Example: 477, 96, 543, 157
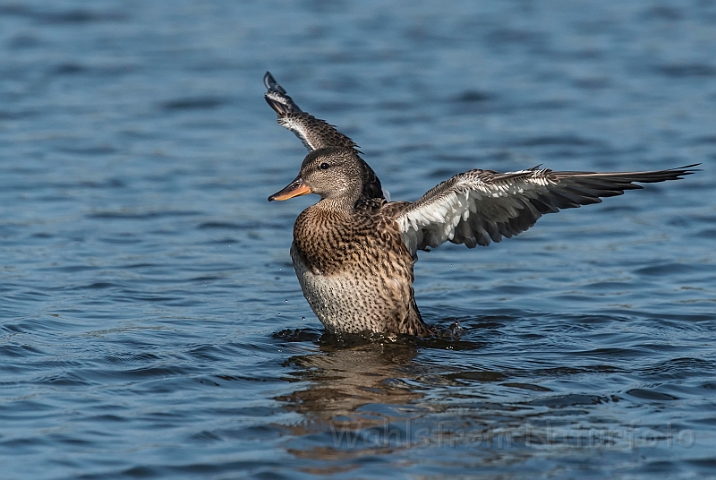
278, 117, 315, 151
398, 184, 471, 253
396, 169, 553, 255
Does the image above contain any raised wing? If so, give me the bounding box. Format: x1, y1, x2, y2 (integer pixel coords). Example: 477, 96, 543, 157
263, 72, 359, 152
396, 165, 698, 255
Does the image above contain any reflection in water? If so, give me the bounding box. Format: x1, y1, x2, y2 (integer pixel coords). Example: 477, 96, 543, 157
278, 340, 423, 432
273, 330, 515, 468
271, 317, 706, 472
276, 340, 427, 468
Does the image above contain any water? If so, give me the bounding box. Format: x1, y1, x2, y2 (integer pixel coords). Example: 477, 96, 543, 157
1, 0, 715, 478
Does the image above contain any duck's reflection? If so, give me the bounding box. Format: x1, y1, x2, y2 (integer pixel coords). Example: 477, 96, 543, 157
277, 339, 424, 434
273, 328, 485, 466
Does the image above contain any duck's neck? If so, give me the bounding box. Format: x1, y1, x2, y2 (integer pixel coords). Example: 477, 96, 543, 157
316, 197, 386, 217
317, 196, 357, 214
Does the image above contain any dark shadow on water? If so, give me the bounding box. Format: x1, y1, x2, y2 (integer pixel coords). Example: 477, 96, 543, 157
272, 318, 477, 350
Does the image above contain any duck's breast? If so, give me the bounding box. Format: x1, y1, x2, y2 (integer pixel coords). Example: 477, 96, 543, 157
291, 243, 377, 333
289, 207, 417, 334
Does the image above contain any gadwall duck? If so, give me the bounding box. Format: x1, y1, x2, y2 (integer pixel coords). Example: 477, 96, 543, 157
263, 72, 697, 337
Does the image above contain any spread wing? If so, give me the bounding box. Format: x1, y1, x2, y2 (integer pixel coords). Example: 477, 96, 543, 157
395, 165, 698, 255
263, 72, 359, 152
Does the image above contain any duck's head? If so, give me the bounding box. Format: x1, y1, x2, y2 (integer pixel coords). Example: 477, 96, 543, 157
268, 147, 383, 205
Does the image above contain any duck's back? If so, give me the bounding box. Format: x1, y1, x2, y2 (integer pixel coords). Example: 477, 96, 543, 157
290, 204, 429, 336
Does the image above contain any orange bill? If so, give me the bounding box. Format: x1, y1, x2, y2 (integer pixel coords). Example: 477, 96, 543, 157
268, 178, 313, 201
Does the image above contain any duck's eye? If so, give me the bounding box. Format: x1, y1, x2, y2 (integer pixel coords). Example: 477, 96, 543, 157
319, 162, 330, 170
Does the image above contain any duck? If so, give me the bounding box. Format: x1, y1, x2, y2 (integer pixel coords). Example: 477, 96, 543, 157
263, 72, 697, 337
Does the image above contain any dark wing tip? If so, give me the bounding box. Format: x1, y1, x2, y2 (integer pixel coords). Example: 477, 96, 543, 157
263, 71, 286, 94
642, 163, 701, 182
673, 163, 701, 176
263, 72, 302, 115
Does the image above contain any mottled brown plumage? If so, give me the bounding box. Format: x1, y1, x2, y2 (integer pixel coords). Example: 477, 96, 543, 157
270, 148, 431, 336
291, 202, 429, 336
264, 73, 697, 336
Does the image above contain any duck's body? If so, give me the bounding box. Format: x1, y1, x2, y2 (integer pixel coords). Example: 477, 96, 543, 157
290, 199, 430, 336
263, 72, 697, 337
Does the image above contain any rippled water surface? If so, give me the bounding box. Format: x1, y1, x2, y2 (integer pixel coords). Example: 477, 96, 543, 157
1, 1, 715, 478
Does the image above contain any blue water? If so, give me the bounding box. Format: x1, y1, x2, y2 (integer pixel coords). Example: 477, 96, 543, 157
1, 1, 715, 478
